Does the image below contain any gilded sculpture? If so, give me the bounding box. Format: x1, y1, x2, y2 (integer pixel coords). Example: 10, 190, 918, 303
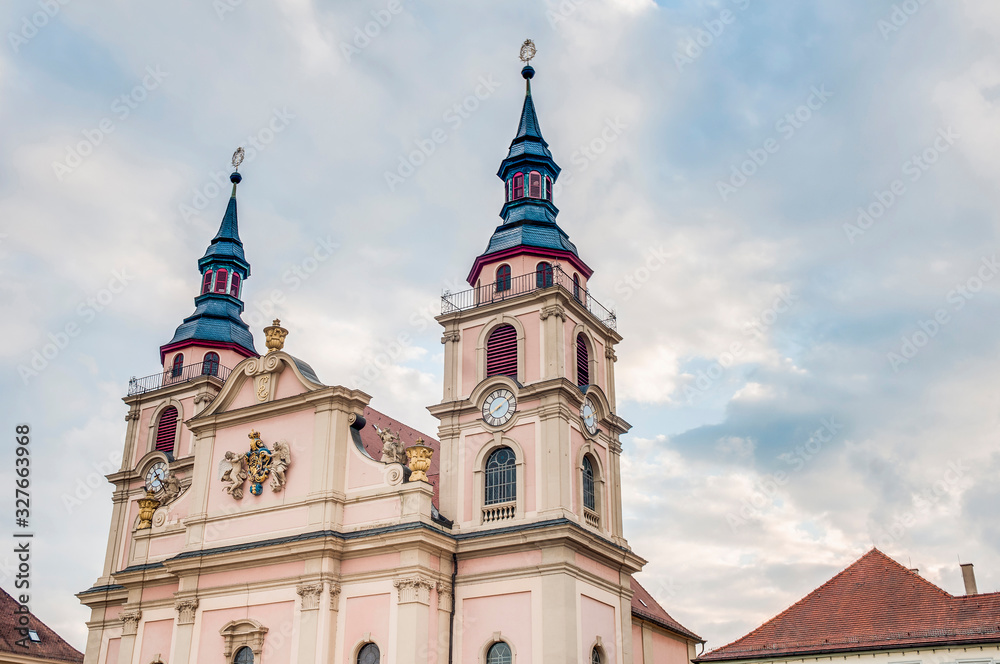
219, 430, 291, 499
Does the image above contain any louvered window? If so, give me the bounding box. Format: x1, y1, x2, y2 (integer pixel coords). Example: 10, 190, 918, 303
202, 352, 220, 376
583, 456, 596, 511
529, 171, 541, 198
536, 262, 553, 288
202, 271, 213, 294
577, 334, 590, 386
229, 272, 241, 298
486, 325, 517, 378
155, 407, 178, 454
512, 173, 524, 199
171, 354, 184, 378
214, 269, 228, 293
485, 447, 516, 505
496, 265, 511, 292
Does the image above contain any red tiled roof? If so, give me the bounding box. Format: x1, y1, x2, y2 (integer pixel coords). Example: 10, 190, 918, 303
632, 577, 704, 642
360, 406, 441, 503
699, 549, 1000, 661
0, 586, 84, 663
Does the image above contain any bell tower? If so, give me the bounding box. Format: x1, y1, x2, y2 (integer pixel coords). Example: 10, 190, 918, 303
430, 49, 629, 545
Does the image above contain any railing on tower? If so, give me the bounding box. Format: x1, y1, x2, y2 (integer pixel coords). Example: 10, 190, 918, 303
127, 361, 233, 397
441, 265, 617, 331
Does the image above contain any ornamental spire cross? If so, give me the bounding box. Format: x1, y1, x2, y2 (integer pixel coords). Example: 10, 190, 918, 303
519, 39, 536, 64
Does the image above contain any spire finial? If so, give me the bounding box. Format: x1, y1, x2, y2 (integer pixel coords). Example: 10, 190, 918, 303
519, 39, 536, 92
229, 146, 244, 196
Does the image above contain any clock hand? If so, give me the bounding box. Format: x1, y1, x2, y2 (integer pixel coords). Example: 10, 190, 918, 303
490, 400, 506, 415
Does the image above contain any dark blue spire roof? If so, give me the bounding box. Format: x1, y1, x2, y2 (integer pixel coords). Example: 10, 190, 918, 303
470, 63, 588, 284
161, 171, 257, 360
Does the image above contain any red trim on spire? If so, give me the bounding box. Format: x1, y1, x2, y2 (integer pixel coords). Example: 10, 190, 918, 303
467, 246, 593, 286
159, 339, 259, 364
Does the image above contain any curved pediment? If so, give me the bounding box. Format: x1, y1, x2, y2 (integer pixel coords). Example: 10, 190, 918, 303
195, 351, 326, 418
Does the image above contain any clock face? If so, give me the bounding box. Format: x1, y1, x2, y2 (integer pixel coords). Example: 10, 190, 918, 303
580, 398, 598, 435
482, 388, 517, 427
145, 461, 167, 493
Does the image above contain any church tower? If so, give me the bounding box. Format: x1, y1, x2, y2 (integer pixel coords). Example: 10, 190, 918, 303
432, 58, 628, 543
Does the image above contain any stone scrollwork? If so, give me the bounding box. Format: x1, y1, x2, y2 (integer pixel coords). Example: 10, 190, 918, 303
120, 608, 142, 636
296, 583, 323, 610
175, 599, 198, 625
437, 582, 452, 612
393, 576, 435, 605
540, 304, 566, 321
441, 331, 461, 344
330, 583, 342, 610
384, 463, 405, 486
605, 347, 618, 361
255, 374, 270, 402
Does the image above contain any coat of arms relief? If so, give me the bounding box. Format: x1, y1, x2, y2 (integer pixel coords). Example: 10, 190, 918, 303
219, 430, 291, 499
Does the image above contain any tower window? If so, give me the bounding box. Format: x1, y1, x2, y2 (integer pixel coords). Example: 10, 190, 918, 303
230, 272, 241, 298
214, 268, 228, 293
529, 171, 541, 198
496, 265, 511, 292
202, 352, 220, 377
155, 406, 178, 455
512, 173, 524, 199
234, 647, 254, 664
583, 455, 596, 511
358, 643, 380, 664
576, 333, 590, 386
573, 273, 581, 300
202, 271, 213, 294
591, 646, 602, 664
486, 325, 517, 378
536, 262, 553, 288
545, 175, 552, 201
485, 447, 516, 505
487, 641, 513, 664
505, 179, 510, 202
171, 353, 184, 378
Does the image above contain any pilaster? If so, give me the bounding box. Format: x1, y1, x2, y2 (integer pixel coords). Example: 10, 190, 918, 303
393, 576, 434, 664
117, 607, 141, 664
296, 583, 323, 664
171, 598, 198, 664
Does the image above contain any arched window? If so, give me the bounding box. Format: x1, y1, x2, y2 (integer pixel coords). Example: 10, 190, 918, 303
202, 352, 220, 376
171, 353, 184, 378
486, 325, 517, 378
591, 646, 602, 664
155, 407, 178, 454
583, 456, 596, 512
573, 273, 581, 300
229, 272, 241, 298
505, 179, 510, 202
496, 265, 511, 292
487, 642, 513, 664
234, 646, 254, 664
485, 447, 516, 505
214, 268, 228, 293
358, 643, 380, 664
576, 334, 590, 386
536, 262, 553, 288
529, 171, 541, 198
512, 173, 524, 199
545, 175, 553, 201
202, 271, 213, 294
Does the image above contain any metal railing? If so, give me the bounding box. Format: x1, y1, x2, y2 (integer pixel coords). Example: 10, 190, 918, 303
441, 265, 617, 331
127, 362, 233, 397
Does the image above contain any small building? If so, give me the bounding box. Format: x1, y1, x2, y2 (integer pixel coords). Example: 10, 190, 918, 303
0, 586, 83, 664
697, 549, 999, 664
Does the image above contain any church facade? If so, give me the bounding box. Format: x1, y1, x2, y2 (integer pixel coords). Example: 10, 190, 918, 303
77, 55, 701, 664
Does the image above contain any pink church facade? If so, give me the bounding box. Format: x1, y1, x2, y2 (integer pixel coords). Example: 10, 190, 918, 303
78, 54, 701, 664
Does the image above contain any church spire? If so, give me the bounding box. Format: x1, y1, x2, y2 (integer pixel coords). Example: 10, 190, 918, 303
467, 41, 589, 286
159, 149, 258, 363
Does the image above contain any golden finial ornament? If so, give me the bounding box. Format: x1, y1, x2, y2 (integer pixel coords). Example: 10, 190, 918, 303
519, 39, 537, 64
136, 489, 160, 530
232, 146, 245, 171
264, 319, 288, 353
405, 438, 434, 483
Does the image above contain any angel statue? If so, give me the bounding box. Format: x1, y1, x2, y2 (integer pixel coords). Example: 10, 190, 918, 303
377, 426, 406, 464
219, 451, 247, 499
270, 441, 292, 492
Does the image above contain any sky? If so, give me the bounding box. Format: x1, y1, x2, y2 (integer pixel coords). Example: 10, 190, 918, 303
1, 0, 999, 652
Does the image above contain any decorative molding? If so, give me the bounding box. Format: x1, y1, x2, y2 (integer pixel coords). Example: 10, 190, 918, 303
120, 608, 141, 636
437, 582, 452, 612
384, 463, 405, 486
254, 374, 271, 402
393, 576, 434, 605
125, 409, 140, 422
220, 619, 268, 659
605, 347, 618, 361
330, 583, 342, 610
441, 331, 461, 344
175, 599, 198, 625
297, 583, 323, 611
540, 304, 566, 321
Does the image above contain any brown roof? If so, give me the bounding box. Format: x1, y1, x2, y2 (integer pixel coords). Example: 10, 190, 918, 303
360, 405, 441, 503
0, 586, 83, 663
632, 577, 703, 642
699, 549, 1000, 661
